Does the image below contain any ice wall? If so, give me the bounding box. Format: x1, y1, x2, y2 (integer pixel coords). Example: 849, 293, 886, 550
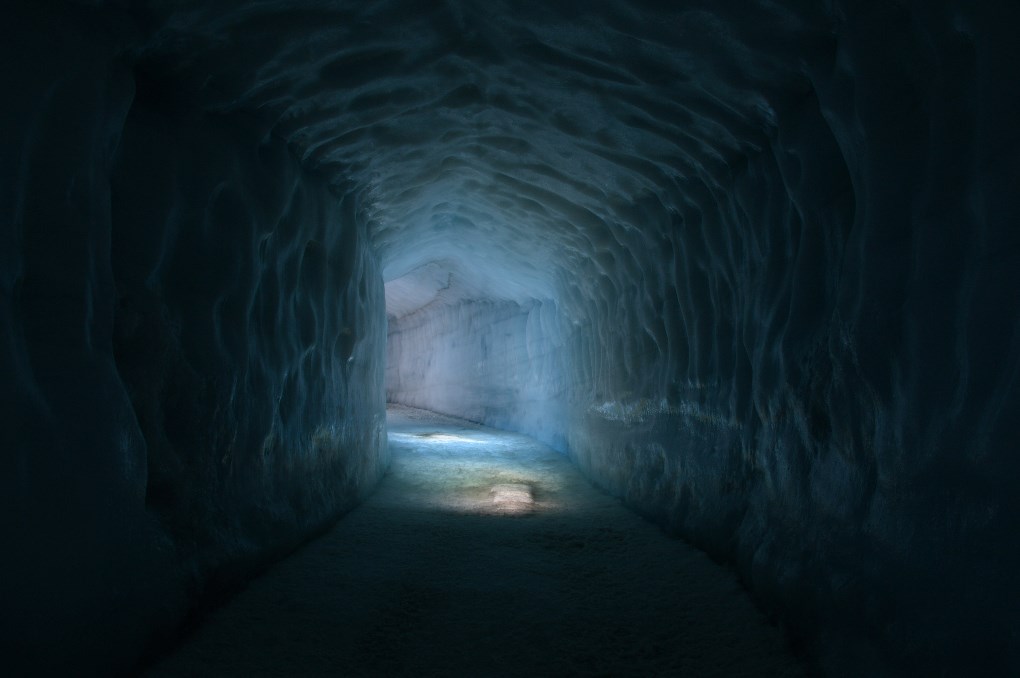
562, 8, 1020, 673
1, 4, 387, 674
386, 299, 568, 451
4, 0, 1019, 675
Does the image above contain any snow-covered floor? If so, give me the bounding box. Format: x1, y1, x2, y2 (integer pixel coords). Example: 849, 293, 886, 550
146, 406, 804, 676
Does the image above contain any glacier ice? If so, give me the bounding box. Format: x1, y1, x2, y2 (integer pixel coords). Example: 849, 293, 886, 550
2, 0, 1019, 675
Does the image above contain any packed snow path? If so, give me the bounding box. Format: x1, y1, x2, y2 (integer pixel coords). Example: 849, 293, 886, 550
147, 406, 804, 676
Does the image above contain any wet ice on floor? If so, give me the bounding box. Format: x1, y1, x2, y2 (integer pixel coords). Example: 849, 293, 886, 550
147, 405, 804, 677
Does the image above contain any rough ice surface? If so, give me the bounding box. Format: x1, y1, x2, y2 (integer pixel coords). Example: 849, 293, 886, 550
2, 4, 387, 674
3, 0, 1020, 675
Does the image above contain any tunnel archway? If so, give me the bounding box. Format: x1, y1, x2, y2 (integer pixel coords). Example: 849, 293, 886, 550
3, 1, 1019, 675
384, 259, 569, 451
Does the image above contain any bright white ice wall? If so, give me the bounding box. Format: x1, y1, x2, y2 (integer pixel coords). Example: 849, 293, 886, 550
386, 299, 568, 452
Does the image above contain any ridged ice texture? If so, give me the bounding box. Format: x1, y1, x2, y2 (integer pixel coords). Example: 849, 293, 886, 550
1, 5, 387, 674
6, 0, 1020, 675
111, 78, 389, 579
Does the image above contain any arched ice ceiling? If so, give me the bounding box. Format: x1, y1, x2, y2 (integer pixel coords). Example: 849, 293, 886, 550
128, 0, 835, 312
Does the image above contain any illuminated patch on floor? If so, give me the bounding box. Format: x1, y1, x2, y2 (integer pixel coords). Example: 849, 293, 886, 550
489, 483, 534, 514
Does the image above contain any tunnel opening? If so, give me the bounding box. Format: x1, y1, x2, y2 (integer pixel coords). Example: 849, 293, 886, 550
383, 256, 571, 453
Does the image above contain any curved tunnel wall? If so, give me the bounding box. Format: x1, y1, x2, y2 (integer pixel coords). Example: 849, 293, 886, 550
110, 72, 389, 592
2, 5, 387, 674
3, 1, 1020, 675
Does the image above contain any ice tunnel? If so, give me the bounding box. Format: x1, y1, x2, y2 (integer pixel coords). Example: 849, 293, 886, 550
2, 0, 1019, 675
